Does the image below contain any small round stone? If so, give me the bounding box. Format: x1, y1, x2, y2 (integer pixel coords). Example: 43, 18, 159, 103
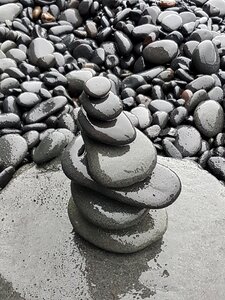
84, 77, 112, 98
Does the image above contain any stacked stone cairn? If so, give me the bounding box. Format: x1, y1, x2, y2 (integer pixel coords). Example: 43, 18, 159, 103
62, 76, 181, 253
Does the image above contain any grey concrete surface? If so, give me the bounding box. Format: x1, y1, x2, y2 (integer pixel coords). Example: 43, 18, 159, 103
0, 157, 225, 300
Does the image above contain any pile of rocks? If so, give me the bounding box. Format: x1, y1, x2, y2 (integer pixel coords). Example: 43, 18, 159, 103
1, 0, 225, 189
62, 77, 181, 253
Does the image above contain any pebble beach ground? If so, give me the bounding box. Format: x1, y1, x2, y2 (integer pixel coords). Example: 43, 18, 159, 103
1, 0, 225, 190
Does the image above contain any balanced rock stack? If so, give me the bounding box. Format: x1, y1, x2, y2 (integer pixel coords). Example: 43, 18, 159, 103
62, 76, 181, 253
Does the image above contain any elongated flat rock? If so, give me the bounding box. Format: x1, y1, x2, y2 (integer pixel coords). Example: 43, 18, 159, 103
72, 184, 148, 230
78, 109, 136, 146
62, 135, 181, 207
83, 129, 156, 188
79, 91, 123, 121
68, 198, 168, 253
25, 96, 67, 124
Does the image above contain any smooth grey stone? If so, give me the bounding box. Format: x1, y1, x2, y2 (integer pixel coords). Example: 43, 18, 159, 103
204, 0, 225, 17
5, 49, 26, 63
144, 125, 161, 139
189, 29, 213, 42
199, 150, 211, 168
170, 107, 188, 127
122, 75, 147, 89
0, 50, 6, 59
21, 81, 45, 93
161, 14, 182, 32
207, 157, 225, 180
68, 198, 167, 253
186, 75, 215, 92
215, 133, 225, 146
79, 91, 122, 121
0, 3, 23, 22
84, 77, 111, 98
57, 113, 77, 133
3, 96, 20, 115
49, 25, 74, 36
0, 134, 27, 169
132, 24, 159, 39
5, 67, 25, 79
131, 106, 152, 130
0, 113, 20, 129
137, 66, 165, 82
149, 100, 174, 113
0, 166, 15, 190
123, 111, 139, 127
194, 100, 224, 138
56, 128, 74, 144
208, 87, 224, 102
183, 41, 199, 58
20, 62, 40, 77
174, 125, 202, 157
114, 31, 133, 55
0, 58, 17, 72
72, 184, 148, 230
16, 92, 41, 108
62, 135, 181, 208
0, 78, 19, 94
23, 130, 40, 149
59, 8, 82, 28
143, 40, 178, 65
25, 96, 67, 124
27, 38, 54, 66
185, 89, 209, 112
152, 111, 169, 129
162, 138, 183, 159
43, 71, 67, 88
37, 55, 55, 70
67, 70, 93, 95
1, 41, 16, 53
33, 131, 67, 165
180, 11, 197, 24
192, 40, 220, 75
83, 129, 156, 188
91, 48, 105, 65
78, 110, 136, 146
22, 123, 47, 133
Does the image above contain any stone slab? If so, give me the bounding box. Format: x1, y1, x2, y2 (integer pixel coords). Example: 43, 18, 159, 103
0, 157, 225, 299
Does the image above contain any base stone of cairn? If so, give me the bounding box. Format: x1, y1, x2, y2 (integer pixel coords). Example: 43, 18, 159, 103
62, 76, 181, 253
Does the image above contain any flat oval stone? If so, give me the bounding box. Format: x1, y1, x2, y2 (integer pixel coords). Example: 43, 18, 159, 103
78, 110, 136, 146
68, 198, 168, 253
23, 130, 40, 149
186, 75, 215, 92
21, 81, 45, 93
59, 8, 83, 28
0, 78, 19, 94
84, 77, 111, 98
62, 135, 181, 208
114, 31, 133, 55
194, 100, 224, 137
67, 70, 93, 96
27, 38, 54, 65
0, 3, 23, 22
174, 125, 202, 157
0, 134, 28, 169
72, 184, 148, 230
0, 58, 17, 72
0, 113, 20, 129
79, 91, 123, 121
83, 129, 156, 188
143, 40, 178, 65
185, 89, 209, 112
25, 96, 67, 124
132, 24, 159, 39
149, 100, 174, 113
33, 131, 67, 165
192, 40, 220, 75
16, 92, 41, 108
6, 49, 26, 63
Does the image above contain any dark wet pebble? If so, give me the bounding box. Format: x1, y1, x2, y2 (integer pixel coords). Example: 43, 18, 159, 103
152, 111, 169, 129
0, 134, 28, 169
3, 96, 20, 115
0, 166, 15, 190
43, 71, 67, 88
23, 130, 40, 149
186, 75, 215, 92
185, 89, 209, 112
194, 100, 224, 138
25, 96, 67, 124
33, 131, 67, 165
170, 107, 188, 127
174, 125, 202, 157
16, 92, 41, 108
57, 113, 77, 133
114, 31, 133, 55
